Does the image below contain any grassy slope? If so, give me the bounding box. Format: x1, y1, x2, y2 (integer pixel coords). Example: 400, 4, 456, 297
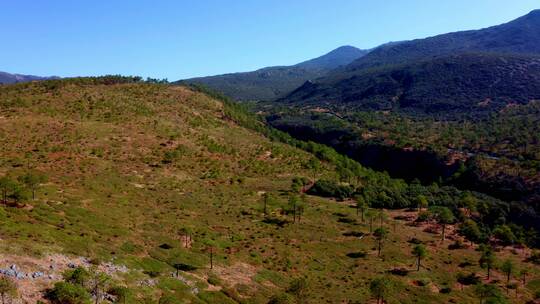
0, 81, 538, 303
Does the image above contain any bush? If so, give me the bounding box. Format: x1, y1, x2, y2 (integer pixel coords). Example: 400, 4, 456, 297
307, 179, 354, 200
46, 282, 91, 304
416, 211, 431, 222
63, 267, 89, 286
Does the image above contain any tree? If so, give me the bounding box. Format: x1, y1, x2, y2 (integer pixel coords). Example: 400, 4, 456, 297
291, 177, 309, 193
461, 192, 478, 217
262, 192, 272, 216
474, 284, 506, 304
416, 195, 428, 212
500, 259, 514, 284
0, 276, 17, 304
412, 244, 428, 271
459, 219, 483, 245
369, 276, 393, 304
178, 227, 192, 248
204, 240, 218, 269
365, 209, 375, 233
518, 268, 529, 285
493, 225, 516, 247
18, 171, 47, 200
0, 176, 16, 205
288, 195, 300, 223
355, 195, 367, 222
373, 227, 388, 257
479, 246, 496, 280
434, 207, 455, 241
88, 268, 110, 304
376, 209, 387, 229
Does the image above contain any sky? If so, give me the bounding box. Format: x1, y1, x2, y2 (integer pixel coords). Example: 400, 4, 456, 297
1, 1, 539, 80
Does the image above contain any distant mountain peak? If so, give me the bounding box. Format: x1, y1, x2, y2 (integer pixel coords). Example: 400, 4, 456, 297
295, 45, 368, 70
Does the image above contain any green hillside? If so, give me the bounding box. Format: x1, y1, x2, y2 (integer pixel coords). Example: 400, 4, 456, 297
0, 78, 539, 303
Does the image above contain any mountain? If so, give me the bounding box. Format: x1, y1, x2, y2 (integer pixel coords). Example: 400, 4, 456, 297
0, 71, 58, 84
283, 52, 540, 116
340, 9, 540, 74
1, 78, 538, 303
178, 46, 368, 101
281, 10, 540, 115
264, 11, 540, 207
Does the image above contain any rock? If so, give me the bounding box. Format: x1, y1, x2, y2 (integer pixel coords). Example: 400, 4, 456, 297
32, 272, 44, 278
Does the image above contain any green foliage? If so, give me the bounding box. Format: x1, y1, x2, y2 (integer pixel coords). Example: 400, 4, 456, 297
306, 179, 354, 200
0, 276, 17, 302
474, 284, 507, 304
459, 219, 484, 244
369, 276, 394, 304
63, 267, 90, 287
46, 282, 91, 304
500, 259, 514, 283
108, 286, 131, 304
479, 246, 497, 279
493, 225, 517, 246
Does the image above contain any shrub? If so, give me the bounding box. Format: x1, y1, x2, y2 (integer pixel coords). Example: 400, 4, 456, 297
63, 267, 89, 286
307, 179, 354, 200
46, 282, 91, 304
416, 211, 431, 222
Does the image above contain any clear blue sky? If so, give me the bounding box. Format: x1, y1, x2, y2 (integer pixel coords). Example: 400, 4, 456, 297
1, 0, 538, 80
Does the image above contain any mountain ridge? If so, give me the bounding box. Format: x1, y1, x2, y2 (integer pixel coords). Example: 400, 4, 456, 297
0, 71, 59, 84
178, 45, 368, 101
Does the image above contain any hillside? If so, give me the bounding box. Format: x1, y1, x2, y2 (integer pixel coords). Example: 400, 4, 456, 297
1, 78, 540, 303
281, 10, 540, 116
339, 9, 540, 74
178, 46, 368, 101
281, 53, 540, 116
0, 71, 58, 84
